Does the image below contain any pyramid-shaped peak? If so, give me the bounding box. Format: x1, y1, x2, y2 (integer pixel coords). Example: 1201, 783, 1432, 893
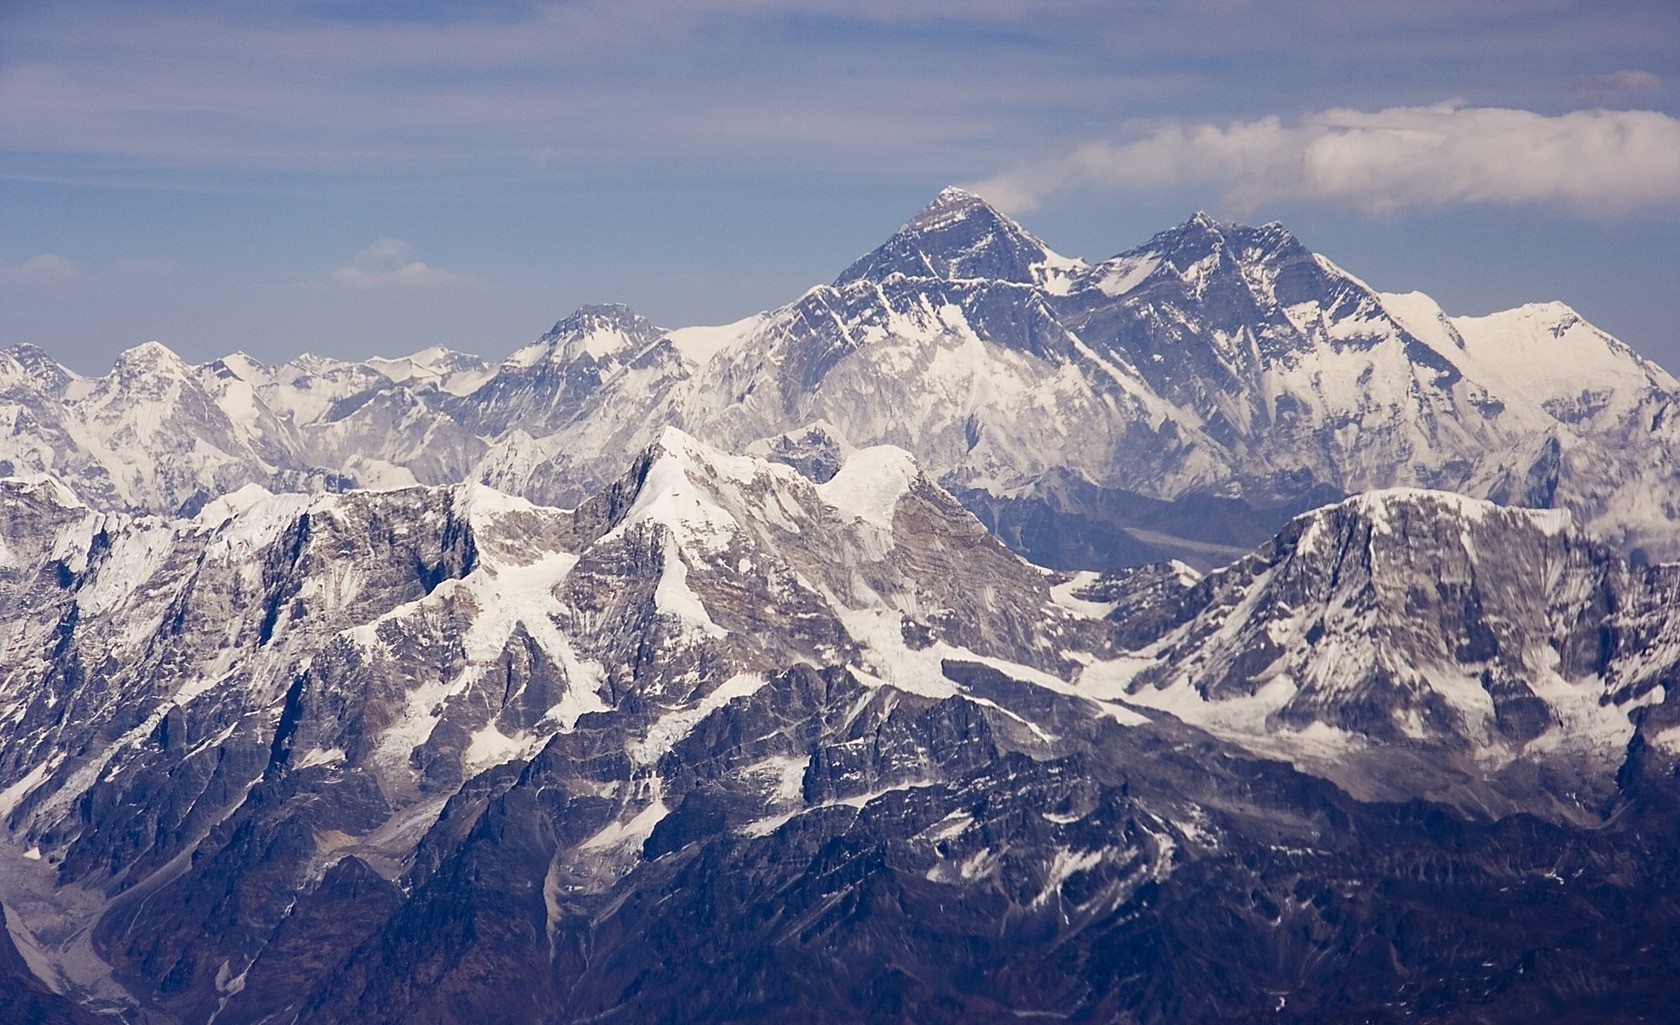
1157, 210, 1230, 244
936, 185, 983, 203
0, 343, 74, 393
545, 303, 658, 338
114, 340, 189, 372
509, 303, 664, 368
901, 186, 999, 233
836, 186, 1076, 287
2, 342, 55, 363
222, 349, 265, 368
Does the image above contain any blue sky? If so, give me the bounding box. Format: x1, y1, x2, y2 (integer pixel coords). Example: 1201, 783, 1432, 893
2, 0, 1677, 374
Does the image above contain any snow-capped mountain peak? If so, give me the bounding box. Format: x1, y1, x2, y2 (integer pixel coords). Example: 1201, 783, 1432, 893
1104, 485, 1662, 816
835, 186, 1085, 289
0, 342, 75, 394
508, 303, 665, 369
902, 185, 1001, 233
112, 339, 190, 374
364, 345, 492, 395
4, 196, 1679, 565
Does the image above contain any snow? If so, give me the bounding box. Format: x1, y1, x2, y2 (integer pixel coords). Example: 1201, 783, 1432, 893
628, 672, 768, 766
1050, 571, 1117, 619
295, 747, 346, 769
342, 456, 421, 491
235, 352, 382, 426
505, 309, 661, 369
1116, 653, 1373, 766
459, 550, 610, 728
1091, 254, 1161, 297
453, 480, 546, 519
743, 754, 808, 804
923, 810, 972, 843
904, 186, 992, 233
47, 511, 103, 574
0, 761, 53, 818
464, 724, 537, 769
194, 483, 276, 529
609, 429, 750, 552
1452, 301, 1676, 403
7, 474, 86, 511
653, 545, 726, 638
366, 503, 610, 765
1032, 848, 1103, 906
1296, 488, 1572, 546
1377, 290, 1464, 354
575, 328, 642, 362
1074, 656, 1155, 701
840, 606, 1151, 726
741, 781, 926, 839
502, 341, 550, 369
115, 340, 185, 368
1651, 724, 1680, 756
5, 205, 1680, 883
579, 799, 670, 852
366, 346, 491, 395
816, 445, 919, 528
666, 314, 762, 368
74, 521, 177, 617
1382, 290, 1674, 426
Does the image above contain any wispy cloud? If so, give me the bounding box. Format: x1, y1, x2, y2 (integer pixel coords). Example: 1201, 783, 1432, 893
9, 0, 1671, 194
1573, 70, 1662, 96
354, 237, 413, 264
331, 262, 481, 289
969, 103, 1680, 217
330, 238, 482, 289
0, 254, 85, 284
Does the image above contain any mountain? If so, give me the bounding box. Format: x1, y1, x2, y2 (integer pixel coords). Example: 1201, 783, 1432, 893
1101, 490, 1667, 818
4, 189, 1680, 1021
834, 185, 1085, 289
0, 435, 1676, 1022
2, 191, 1676, 569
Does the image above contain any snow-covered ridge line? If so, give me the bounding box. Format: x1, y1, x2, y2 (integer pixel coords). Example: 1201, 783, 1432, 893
4, 188, 1678, 565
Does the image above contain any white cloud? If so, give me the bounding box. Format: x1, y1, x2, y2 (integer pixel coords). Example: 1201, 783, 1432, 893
355, 237, 413, 265
328, 238, 482, 290
969, 103, 1680, 217
0, 253, 85, 284
331, 261, 481, 289
1574, 70, 1662, 96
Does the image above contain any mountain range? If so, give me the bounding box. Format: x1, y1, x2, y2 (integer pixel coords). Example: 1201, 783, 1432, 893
1, 191, 1678, 1023
4, 188, 1678, 570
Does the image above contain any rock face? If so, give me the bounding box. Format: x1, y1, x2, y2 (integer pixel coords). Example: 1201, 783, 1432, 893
4, 190, 1679, 569
0, 433, 1678, 1023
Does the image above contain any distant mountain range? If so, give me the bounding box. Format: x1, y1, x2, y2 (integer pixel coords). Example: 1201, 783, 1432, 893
2, 192, 1678, 1024
4, 187, 1677, 570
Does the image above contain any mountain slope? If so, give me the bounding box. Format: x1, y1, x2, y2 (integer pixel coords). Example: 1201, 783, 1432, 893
1090, 490, 1665, 818
1, 435, 1678, 1022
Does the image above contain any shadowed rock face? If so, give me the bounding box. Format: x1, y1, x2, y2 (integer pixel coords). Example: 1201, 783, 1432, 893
0, 431, 1678, 1023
